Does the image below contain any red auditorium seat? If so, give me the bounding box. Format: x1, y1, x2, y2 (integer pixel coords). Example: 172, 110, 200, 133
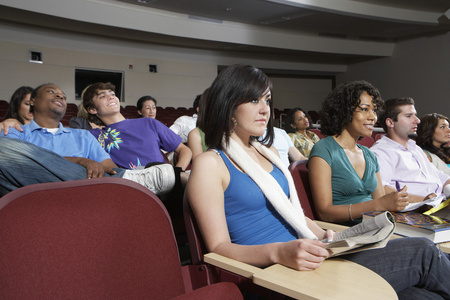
288, 160, 317, 220
309, 128, 325, 139
357, 136, 375, 147
0, 178, 242, 299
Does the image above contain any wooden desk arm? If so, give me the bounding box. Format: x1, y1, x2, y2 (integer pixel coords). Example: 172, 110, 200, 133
253, 259, 397, 300
204, 252, 397, 299
203, 252, 262, 279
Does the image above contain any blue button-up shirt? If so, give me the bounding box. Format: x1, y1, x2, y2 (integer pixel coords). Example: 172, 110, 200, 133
1, 120, 110, 163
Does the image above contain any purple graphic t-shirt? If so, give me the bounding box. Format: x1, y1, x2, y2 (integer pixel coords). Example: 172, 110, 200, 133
90, 118, 181, 169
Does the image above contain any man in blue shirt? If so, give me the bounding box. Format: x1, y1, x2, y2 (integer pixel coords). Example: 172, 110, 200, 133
0, 83, 174, 196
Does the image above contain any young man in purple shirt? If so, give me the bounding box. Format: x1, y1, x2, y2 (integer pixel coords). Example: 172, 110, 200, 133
83, 82, 192, 171
371, 98, 450, 201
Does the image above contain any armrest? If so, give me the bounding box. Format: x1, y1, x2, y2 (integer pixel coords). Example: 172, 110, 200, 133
203, 253, 261, 279
204, 249, 397, 299
252, 259, 397, 300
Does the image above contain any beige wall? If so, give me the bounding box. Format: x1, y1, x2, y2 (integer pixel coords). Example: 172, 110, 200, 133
270, 77, 332, 112
0, 42, 217, 108
0, 39, 333, 111
337, 32, 450, 116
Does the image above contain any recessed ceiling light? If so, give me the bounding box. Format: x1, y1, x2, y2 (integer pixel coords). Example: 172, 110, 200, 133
137, 0, 148, 3
225, 7, 232, 12
260, 12, 314, 25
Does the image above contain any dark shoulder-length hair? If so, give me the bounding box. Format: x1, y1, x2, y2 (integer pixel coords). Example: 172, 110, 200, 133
5, 86, 33, 124
136, 95, 157, 118
417, 113, 450, 164
320, 80, 383, 136
196, 88, 209, 131
203, 64, 274, 150
284, 107, 311, 134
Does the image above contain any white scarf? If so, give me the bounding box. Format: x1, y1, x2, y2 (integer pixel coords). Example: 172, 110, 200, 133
223, 137, 317, 240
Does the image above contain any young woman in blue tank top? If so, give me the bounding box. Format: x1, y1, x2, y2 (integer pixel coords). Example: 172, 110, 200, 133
186, 65, 450, 298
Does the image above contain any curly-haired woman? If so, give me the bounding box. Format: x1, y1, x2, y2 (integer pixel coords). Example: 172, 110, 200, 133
308, 81, 410, 224
417, 113, 450, 175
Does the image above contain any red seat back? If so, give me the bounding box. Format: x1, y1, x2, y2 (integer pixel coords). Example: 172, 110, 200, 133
0, 178, 186, 299
289, 160, 317, 220
356, 136, 375, 147
183, 192, 208, 266
374, 132, 385, 141
309, 128, 325, 139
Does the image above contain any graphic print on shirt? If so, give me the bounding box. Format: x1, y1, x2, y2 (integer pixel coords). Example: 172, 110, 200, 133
98, 128, 122, 152
129, 158, 143, 170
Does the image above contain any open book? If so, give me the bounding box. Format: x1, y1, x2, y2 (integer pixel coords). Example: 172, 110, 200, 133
363, 208, 450, 244
323, 211, 395, 257
402, 194, 449, 212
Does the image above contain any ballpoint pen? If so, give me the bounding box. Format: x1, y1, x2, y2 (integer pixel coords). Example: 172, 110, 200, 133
395, 180, 401, 192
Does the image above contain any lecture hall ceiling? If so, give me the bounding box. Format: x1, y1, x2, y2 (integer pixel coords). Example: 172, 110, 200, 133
0, 0, 449, 67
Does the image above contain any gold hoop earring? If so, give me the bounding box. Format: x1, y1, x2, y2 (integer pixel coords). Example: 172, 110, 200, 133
230, 117, 237, 134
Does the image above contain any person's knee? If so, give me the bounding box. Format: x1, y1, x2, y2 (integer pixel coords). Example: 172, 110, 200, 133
0, 137, 16, 154
401, 237, 434, 248
0, 138, 26, 151
407, 237, 445, 261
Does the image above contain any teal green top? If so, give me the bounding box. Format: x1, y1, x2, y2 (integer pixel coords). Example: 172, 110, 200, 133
309, 136, 379, 206
197, 127, 208, 152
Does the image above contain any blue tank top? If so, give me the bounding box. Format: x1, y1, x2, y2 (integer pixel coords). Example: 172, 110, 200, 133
217, 150, 298, 245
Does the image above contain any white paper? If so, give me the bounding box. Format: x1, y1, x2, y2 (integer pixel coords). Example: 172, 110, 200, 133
401, 194, 446, 212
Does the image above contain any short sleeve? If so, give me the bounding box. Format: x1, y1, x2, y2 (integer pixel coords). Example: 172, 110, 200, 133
0, 127, 24, 139
154, 120, 182, 152
309, 138, 333, 167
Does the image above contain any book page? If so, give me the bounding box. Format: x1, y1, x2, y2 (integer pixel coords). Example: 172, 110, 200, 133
402, 194, 446, 212
324, 212, 395, 257
332, 211, 394, 241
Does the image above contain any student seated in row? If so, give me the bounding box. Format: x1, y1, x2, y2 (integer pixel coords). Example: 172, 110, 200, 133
186, 64, 450, 299
0, 83, 175, 196
371, 98, 450, 201
83, 82, 191, 191
5, 86, 34, 125
69, 85, 104, 130
170, 94, 200, 144
417, 113, 450, 175
187, 91, 208, 160
285, 107, 320, 158
0, 86, 34, 134
84, 82, 192, 172
136, 95, 157, 119
308, 81, 410, 225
